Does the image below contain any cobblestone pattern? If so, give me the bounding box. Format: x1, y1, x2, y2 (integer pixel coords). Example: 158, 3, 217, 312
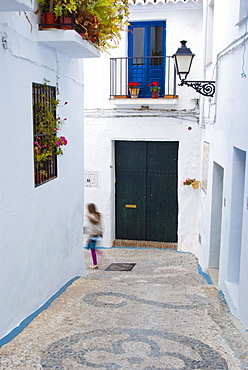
83, 291, 196, 309
0, 248, 248, 369
41, 328, 228, 369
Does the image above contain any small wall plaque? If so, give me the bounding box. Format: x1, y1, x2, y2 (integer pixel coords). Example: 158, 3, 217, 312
84, 171, 98, 187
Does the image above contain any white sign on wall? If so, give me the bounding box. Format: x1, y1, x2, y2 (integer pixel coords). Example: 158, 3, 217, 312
202, 141, 210, 193
84, 171, 98, 187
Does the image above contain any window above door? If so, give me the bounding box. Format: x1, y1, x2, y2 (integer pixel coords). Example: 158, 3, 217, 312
128, 21, 166, 98
110, 21, 179, 101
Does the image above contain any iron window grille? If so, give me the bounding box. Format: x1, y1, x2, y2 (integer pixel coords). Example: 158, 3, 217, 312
33, 83, 58, 187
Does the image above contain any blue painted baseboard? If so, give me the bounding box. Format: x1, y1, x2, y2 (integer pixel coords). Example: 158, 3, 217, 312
0, 276, 80, 348
197, 264, 213, 285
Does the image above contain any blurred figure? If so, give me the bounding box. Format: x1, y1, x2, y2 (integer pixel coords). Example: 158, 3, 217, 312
85, 203, 103, 269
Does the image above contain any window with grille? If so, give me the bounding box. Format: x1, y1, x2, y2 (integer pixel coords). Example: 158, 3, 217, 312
33, 83, 58, 187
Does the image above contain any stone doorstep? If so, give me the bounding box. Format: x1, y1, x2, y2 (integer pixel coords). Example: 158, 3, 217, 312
112, 239, 178, 250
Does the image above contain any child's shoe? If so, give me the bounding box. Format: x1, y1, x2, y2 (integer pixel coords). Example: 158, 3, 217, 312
90, 265, 98, 269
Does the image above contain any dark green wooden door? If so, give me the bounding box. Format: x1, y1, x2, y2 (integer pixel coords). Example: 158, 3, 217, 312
115, 141, 178, 242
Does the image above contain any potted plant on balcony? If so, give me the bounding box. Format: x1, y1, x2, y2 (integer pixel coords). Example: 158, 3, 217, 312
36, 0, 57, 28
53, 0, 79, 29
37, 0, 77, 29
37, 0, 129, 51
128, 82, 140, 98
148, 81, 160, 98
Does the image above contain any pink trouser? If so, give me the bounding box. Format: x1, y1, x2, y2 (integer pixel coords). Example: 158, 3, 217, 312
91, 249, 97, 265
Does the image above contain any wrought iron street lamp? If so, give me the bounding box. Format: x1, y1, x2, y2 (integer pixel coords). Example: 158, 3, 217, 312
173, 40, 215, 97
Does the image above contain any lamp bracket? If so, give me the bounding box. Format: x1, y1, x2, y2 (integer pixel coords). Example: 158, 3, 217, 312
180, 80, 215, 97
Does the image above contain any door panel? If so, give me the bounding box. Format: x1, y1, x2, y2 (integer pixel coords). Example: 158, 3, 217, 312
115, 142, 147, 240
147, 142, 178, 241
115, 141, 178, 242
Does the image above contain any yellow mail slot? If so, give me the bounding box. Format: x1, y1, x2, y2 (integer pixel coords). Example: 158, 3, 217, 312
125, 204, 137, 208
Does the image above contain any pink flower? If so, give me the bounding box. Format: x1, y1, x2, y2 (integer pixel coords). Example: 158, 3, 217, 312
60, 136, 68, 145
56, 139, 61, 146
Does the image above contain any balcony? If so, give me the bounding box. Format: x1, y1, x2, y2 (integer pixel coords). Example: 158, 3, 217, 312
0, 0, 33, 11
38, 15, 100, 59
110, 56, 179, 104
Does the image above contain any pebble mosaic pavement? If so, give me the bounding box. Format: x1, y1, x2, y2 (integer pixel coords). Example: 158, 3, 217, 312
1, 247, 248, 369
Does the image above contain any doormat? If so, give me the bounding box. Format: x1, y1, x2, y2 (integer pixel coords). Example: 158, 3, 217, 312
112, 239, 178, 250
105, 263, 136, 271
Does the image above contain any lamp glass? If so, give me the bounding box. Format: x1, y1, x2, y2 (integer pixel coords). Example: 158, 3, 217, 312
176, 55, 193, 74
173, 40, 195, 80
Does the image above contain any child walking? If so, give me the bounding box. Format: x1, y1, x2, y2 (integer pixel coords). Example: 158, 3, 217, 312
85, 203, 103, 269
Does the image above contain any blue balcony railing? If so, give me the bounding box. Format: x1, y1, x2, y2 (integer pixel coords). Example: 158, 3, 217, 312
110, 56, 178, 99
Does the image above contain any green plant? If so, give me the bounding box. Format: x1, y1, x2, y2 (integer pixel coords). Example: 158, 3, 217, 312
75, 0, 129, 50
36, 0, 54, 12
54, 0, 81, 17
148, 81, 160, 92
183, 178, 196, 185
36, 0, 80, 15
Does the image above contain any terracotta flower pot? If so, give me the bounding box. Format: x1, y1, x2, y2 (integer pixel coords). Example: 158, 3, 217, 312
191, 181, 200, 189
59, 16, 73, 30
41, 13, 58, 29
129, 88, 140, 99
151, 90, 159, 98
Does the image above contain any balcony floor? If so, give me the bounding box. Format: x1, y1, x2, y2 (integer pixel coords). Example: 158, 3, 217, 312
110, 96, 179, 107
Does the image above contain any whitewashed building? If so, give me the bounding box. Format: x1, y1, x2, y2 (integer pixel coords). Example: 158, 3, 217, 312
84, 0, 248, 331
0, 1, 99, 342
84, 0, 203, 254
199, 0, 248, 329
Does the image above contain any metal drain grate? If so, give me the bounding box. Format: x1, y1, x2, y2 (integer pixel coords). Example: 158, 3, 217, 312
105, 263, 136, 271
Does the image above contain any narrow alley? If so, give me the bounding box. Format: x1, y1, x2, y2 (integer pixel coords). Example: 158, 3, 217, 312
1, 247, 248, 369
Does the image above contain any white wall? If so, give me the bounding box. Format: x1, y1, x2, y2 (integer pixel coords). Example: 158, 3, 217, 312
199, 0, 248, 328
0, 10, 86, 339
84, 110, 202, 255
